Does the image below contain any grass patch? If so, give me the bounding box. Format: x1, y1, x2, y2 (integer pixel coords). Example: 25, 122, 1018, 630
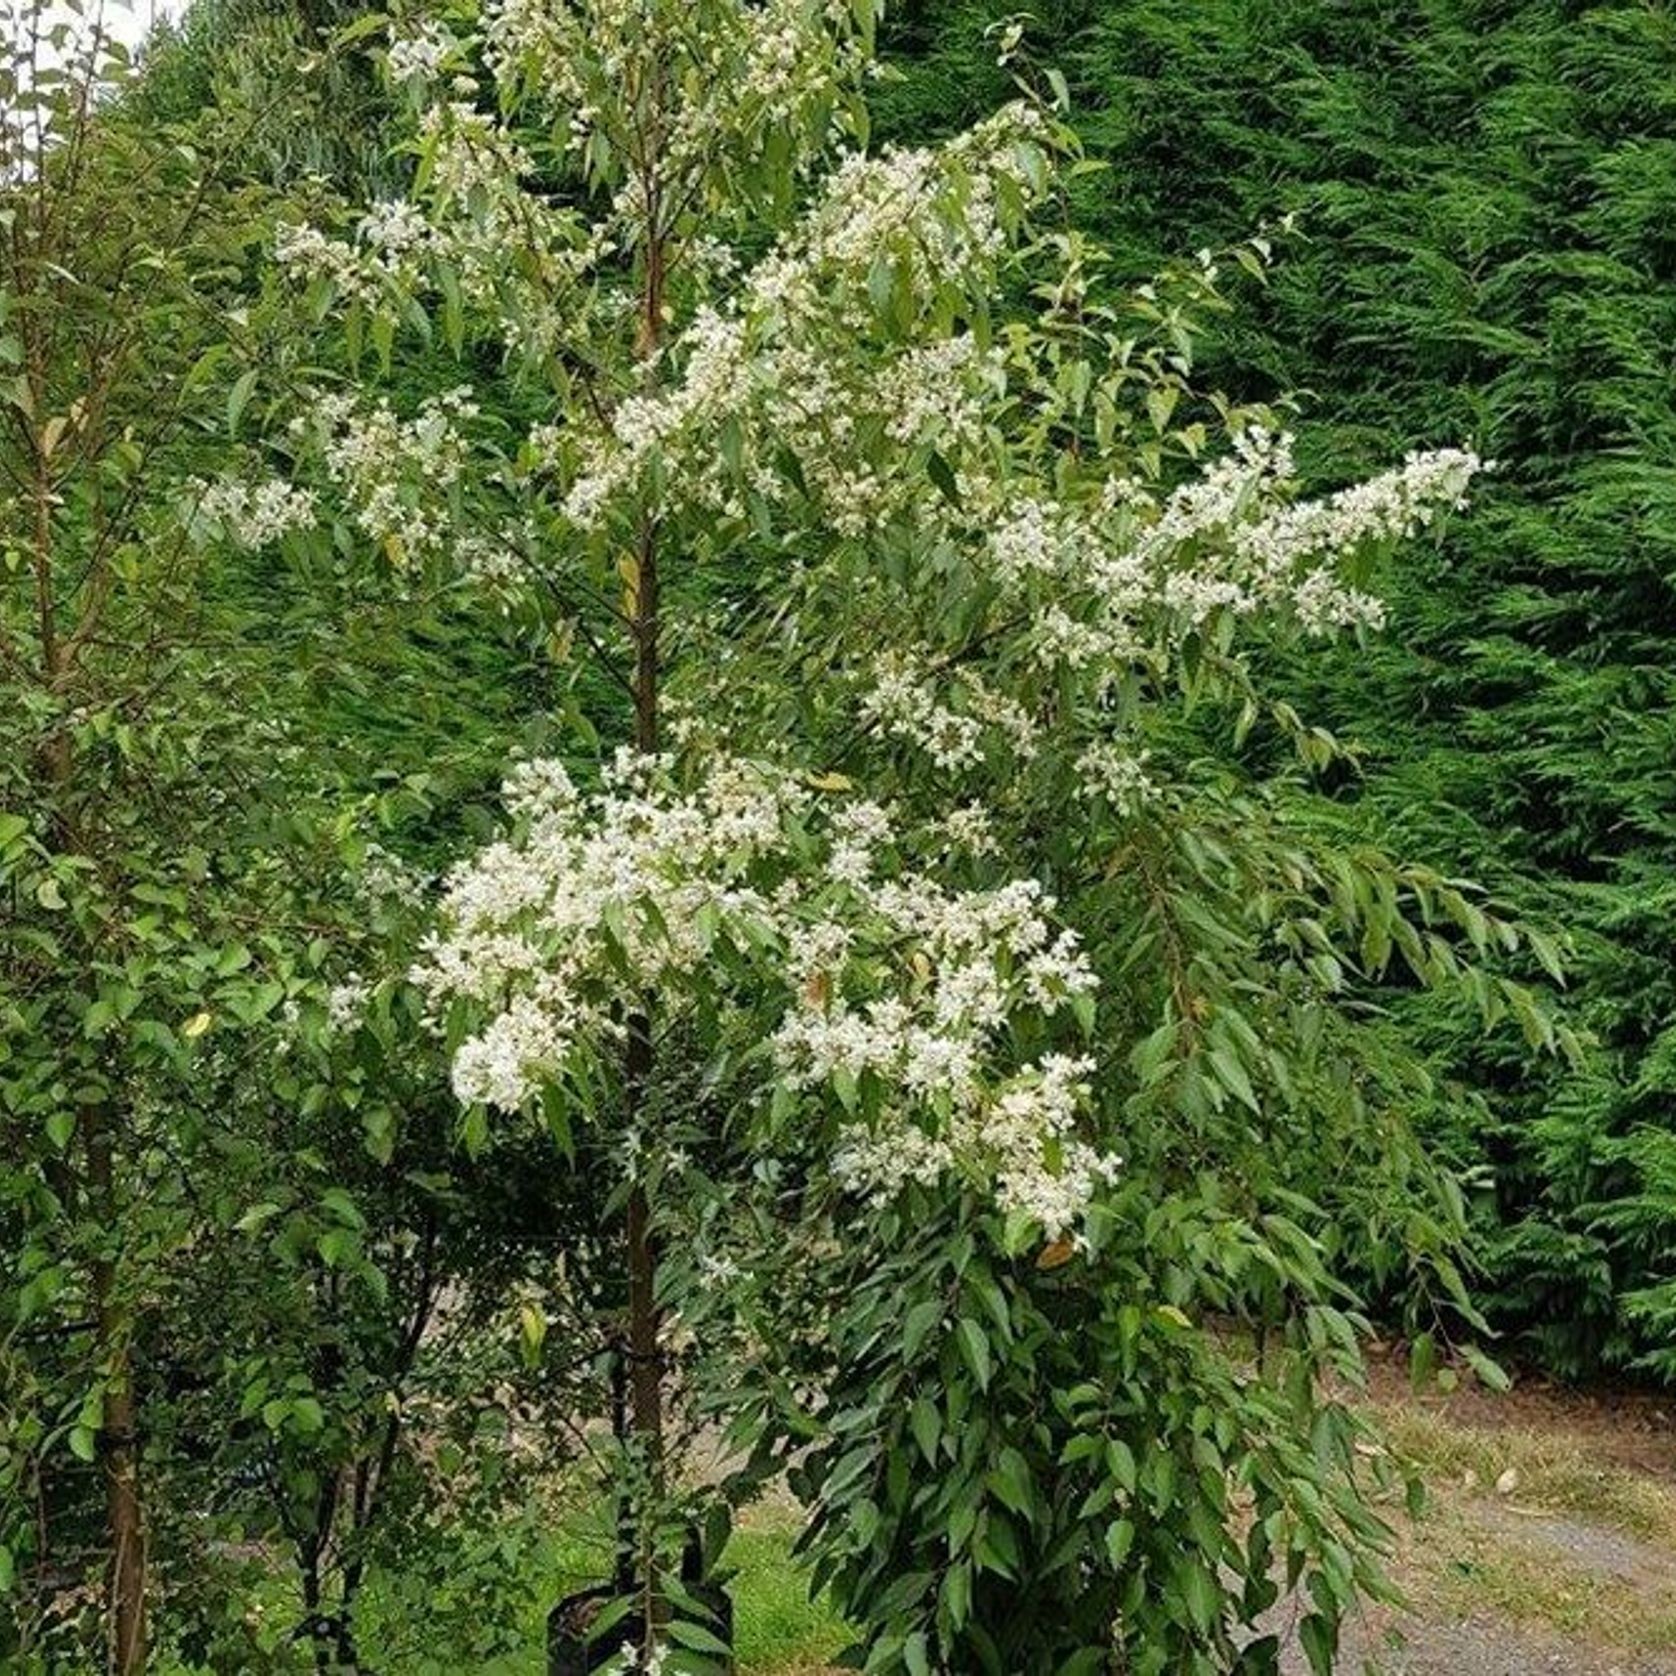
151, 1497, 848, 1674
1370, 1401, 1676, 1662
532, 1499, 849, 1674
1410, 1509, 1676, 1656
1377, 1403, 1676, 1547
726, 1516, 850, 1674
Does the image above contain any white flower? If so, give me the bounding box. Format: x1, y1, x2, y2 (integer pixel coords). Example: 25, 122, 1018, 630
940, 803, 998, 857
386, 21, 452, 83
1075, 744, 1159, 815
190, 477, 317, 548
326, 975, 371, 1032
417, 754, 1112, 1234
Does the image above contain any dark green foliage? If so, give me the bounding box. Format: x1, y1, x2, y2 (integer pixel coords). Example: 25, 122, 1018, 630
745, 1186, 1407, 1675
133, 0, 400, 192
884, 0, 1676, 1382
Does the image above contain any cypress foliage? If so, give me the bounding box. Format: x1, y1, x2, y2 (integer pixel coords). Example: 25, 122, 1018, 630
884, 0, 1676, 1380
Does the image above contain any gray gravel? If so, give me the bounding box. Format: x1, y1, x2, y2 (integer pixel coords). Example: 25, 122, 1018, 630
1301, 1614, 1676, 1676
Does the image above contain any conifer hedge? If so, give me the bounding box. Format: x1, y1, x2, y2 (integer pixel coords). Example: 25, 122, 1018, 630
884, 0, 1676, 1382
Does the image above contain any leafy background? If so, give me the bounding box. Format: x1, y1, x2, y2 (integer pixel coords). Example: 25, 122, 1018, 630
879, 0, 1676, 1384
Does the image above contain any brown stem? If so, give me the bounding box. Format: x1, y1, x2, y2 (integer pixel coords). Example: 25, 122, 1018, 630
618, 104, 670, 1647
33, 423, 148, 1672
623, 506, 665, 1640
86, 1112, 147, 1676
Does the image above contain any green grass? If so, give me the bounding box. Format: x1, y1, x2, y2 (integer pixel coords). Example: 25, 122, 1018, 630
351, 1499, 848, 1675
1372, 1401, 1676, 1661
721, 1520, 850, 1674
1415, 1511, 1676, 1656
1379, 1404, 1676, 1547
520, 1498, 849, 1674
149, 1498, 849, 1675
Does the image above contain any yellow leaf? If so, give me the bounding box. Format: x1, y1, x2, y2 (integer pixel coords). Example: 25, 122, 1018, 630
617, 553, 640, 619
1155, 1304, 1192, 1330
805, 770, 853, 792
182, 1011, 213, 1039
1036, 1238, 1077, 1270
519, 1304, 547, 1363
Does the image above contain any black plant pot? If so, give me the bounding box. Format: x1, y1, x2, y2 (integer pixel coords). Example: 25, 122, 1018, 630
547, 1563, 734, 1674
546, 1583, 619, 1676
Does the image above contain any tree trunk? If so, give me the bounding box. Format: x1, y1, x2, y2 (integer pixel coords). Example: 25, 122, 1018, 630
623, 506, 666, 1642
86, 1114, 147, 1676
620, 157, 668, 1643
38, 462, 149, 1670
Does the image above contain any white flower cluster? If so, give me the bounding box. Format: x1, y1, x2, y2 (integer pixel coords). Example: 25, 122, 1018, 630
611, 1639, 666, 1676
415, 754, 1115, 1235
1104, 427, 1485, 640
560, 308, 748, 527
189, 476, 318, 549
482, 0, 865, 205
772, 870, 1106, 1237
830, 1052, 1118, 1241
276, 214, 428, 312
292, 387, 478, 563
859, 652, 1039, 773
276, 100, 594, 356
940, 803, 999, 857
791, 104, 1047, 290
1074, 743, 1158, 814
385, 20, 453, 83
413, 753, 804, 1109
555, 104, 1050, 536
359, 842, 430, 908
1231, 440, 1483, 632
853, 428, 1481, 781
326, 974, 371, 1032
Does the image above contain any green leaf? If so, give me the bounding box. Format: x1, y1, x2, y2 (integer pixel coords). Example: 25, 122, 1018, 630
1409, 1332, 1437, 1391
910, 1395, 940, 1465
956, 1318, 991, 1390
1462, 1344, 1512, 1393
1299, 1613, 1336, 1676
667, 1620, 733, 1657
927, 450, 962, 507
990, 1447, 1033, 1515
1106, 1438, 1137, 1492
902, 1297, 942, 1358
226, 367, 257, 437
1179, 1557, 1217, 1631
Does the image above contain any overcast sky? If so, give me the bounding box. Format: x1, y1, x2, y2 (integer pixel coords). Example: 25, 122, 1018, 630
35, 0, 182, 53
99, 0, 181, 46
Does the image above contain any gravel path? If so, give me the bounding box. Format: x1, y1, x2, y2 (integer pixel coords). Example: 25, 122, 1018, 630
1263, 1485, 1676, 1674
1293, 1614, 1676, 1676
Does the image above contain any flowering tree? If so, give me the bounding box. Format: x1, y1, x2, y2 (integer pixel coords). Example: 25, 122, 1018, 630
0, 7, 584, 1668
253, 2, 1566, 1668
0, 6, 273, 1660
